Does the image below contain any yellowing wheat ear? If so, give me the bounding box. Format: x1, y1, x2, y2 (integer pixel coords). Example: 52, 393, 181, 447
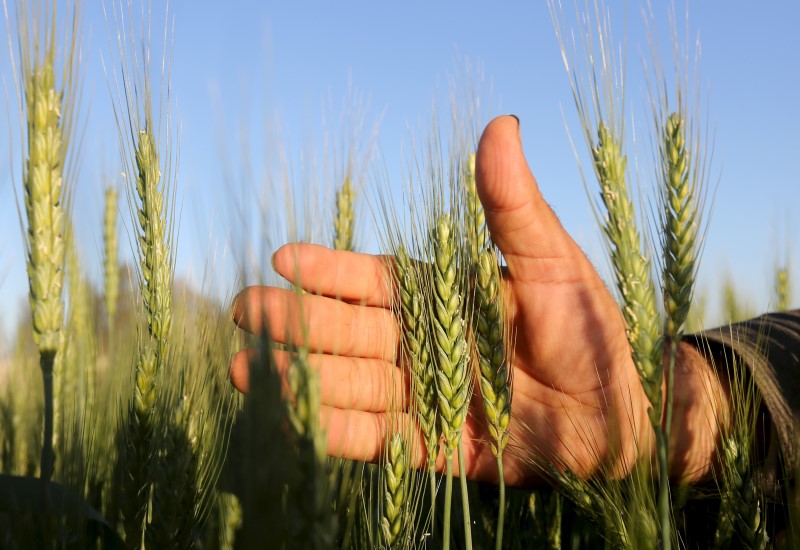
14, 0, 80, 486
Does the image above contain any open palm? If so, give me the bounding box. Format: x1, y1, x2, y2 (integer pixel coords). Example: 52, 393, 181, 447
231, 116, 722, 487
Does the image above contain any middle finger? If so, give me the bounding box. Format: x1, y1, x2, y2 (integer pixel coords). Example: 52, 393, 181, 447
233, 286, 400, 361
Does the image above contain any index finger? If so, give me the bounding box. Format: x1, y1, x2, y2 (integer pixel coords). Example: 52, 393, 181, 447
273, 243, 395, 307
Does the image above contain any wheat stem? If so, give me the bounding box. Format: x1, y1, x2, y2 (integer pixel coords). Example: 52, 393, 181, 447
457, 438, 473, 550
443, 457, 453, 550
104, 186, 120, 342
495, 454, 507, 550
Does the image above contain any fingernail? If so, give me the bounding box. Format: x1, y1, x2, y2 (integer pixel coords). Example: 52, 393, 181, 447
271, 250, 278, 271
508, 114, 520, 127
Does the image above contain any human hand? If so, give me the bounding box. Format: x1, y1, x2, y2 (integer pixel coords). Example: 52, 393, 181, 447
230, 115, 729, 486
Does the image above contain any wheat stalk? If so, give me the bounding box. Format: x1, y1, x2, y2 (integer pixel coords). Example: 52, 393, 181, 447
104, 185, 120, 339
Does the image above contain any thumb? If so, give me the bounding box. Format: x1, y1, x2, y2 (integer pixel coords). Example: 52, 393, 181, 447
475, 115, 582, 281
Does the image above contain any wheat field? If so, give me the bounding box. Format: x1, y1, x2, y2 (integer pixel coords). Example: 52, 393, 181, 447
0, 0, 797, 549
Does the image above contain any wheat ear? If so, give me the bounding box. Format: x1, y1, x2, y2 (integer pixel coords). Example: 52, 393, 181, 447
429, 213, 473, 550
382, 431, 409, 548
135, 129, 173, 357
21, 33, 70, 485
124, 128, 173, 545
394, 245, 440, 525
659, 111, 698, 545
593, 123, 664, 411
464, 152, 485, 263
286, 344, 336, 549
775, 266, 791, 312
333, 176, 355, 251
592, 122, 667, 545
474, 247, 512, 550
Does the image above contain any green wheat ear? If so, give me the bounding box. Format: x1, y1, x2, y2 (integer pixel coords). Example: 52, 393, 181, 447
429, 211, 473, 550
662, 112, 696, 340
333, 176, 356, 251
394, 242, 440, 534
593, 123, 664, 411
17, 1, 80, 485
26, 55, 67, 484
382, 431, 409, 548
286, 344, 336, 549
464, 152, 486, 263
775, 266, 791, 311
430, 213, 470, 457
474, 246, 512, 550
394, 245, 439, 469
135, 129, 173, 358
24, 60, 66, 356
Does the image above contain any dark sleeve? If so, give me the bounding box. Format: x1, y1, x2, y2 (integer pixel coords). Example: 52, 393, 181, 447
688, 310, 800, 478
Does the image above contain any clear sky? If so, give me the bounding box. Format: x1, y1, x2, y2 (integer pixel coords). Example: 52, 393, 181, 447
1, 1, 798, 347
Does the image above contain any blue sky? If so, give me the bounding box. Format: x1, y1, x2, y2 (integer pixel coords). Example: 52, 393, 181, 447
1, 1, 798, 346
